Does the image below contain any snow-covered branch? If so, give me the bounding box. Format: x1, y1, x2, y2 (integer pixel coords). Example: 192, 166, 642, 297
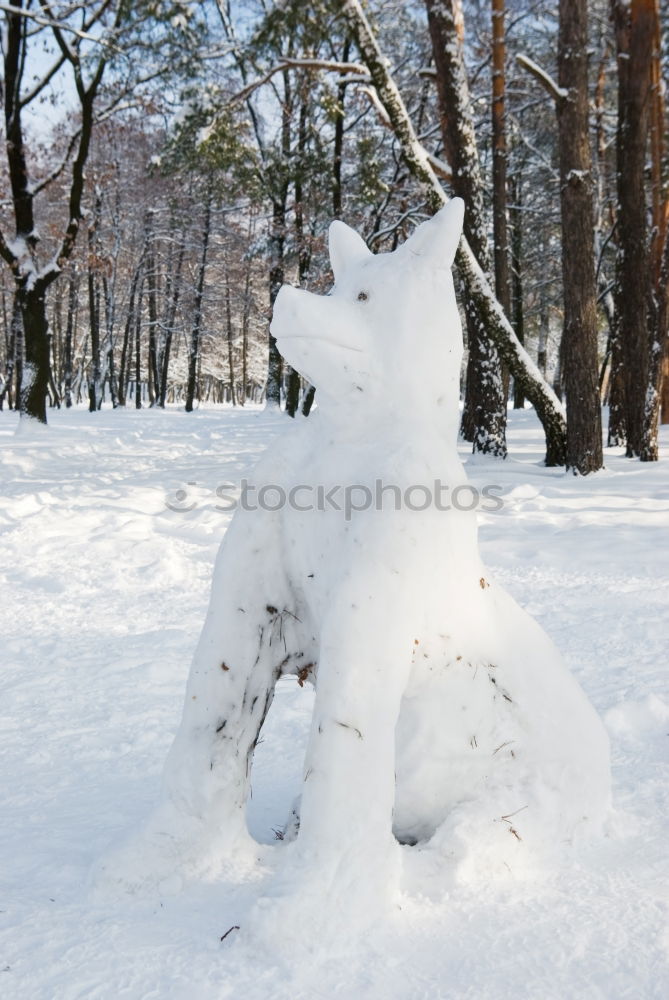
425, 151, 452, 182
357, 85, 392, 129
0, 2, 118, 50
229, 58, 369, 105
516, 53, 568, 104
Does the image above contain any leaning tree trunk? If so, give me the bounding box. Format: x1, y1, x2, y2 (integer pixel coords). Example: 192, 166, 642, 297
554, 0, 603, 473
342, 0, 566, 465
426, 0, 507, 458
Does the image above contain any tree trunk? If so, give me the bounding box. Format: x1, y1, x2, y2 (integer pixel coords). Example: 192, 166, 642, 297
224, 259, 237, 406
185, 188, 213, 413
509, 174, 525, 409
426, 0, 507, 457
266, 69, 292, 410
611, 0, 651, 457
118, 260, 142, 407
159, 235, 185, 409
491, 0, 512, 404
240, 219, 254, 406
333, 38, 351, 218
145, 209, 160, 406
556, 0, 603, 473
1, 293, 20, 410
64, 266, 77, 408
18, 282, 50, 423
87, 195, 102, 412
639, 0, 668, 459
661, 338, 669, 424
267, 201, 286, 408
134, 277, 142, 410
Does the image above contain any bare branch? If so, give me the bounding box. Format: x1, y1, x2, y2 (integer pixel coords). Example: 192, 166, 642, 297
18, 52, 68, 108
31, 127, 81, 196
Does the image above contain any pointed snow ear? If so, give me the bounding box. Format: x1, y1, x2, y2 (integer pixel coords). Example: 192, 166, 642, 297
329, 220, 372, 283
403, 198, 464, 268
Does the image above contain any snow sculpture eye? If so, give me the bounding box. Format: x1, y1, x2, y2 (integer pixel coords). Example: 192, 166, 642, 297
357, 291, 369, 302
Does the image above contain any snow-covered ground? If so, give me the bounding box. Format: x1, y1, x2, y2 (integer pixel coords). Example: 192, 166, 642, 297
1, 404, 667, 999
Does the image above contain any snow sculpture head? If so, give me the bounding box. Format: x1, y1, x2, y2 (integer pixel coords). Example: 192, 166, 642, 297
271, 199, 465, 428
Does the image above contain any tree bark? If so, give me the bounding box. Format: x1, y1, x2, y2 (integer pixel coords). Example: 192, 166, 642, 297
492, 0, 512, 404
87, 192, 102, 411
426, 0, 507, 457
145, 209, 160, 406
64, 265, 77, 408
185, 187, 213, 413
333, 38, 351, 218
509, 173, 525, 408
639, 0, 668, 458
224, 257, 237, 406
118, 259, 142, 407
611, 0, 653, 458
159, 234, 185, 409
554, 0, 603, 472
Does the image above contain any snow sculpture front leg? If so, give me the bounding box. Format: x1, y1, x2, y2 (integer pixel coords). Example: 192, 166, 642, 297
252, 544, 419, 936
298, 584, 414, 893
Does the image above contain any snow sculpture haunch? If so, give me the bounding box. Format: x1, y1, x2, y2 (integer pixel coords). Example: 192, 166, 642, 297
109, 200, 610, 910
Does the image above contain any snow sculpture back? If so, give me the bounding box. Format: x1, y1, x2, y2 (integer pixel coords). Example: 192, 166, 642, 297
100, 200, 610, 933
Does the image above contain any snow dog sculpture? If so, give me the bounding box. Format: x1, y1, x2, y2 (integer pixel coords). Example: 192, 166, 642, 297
108, 199, 610, 915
